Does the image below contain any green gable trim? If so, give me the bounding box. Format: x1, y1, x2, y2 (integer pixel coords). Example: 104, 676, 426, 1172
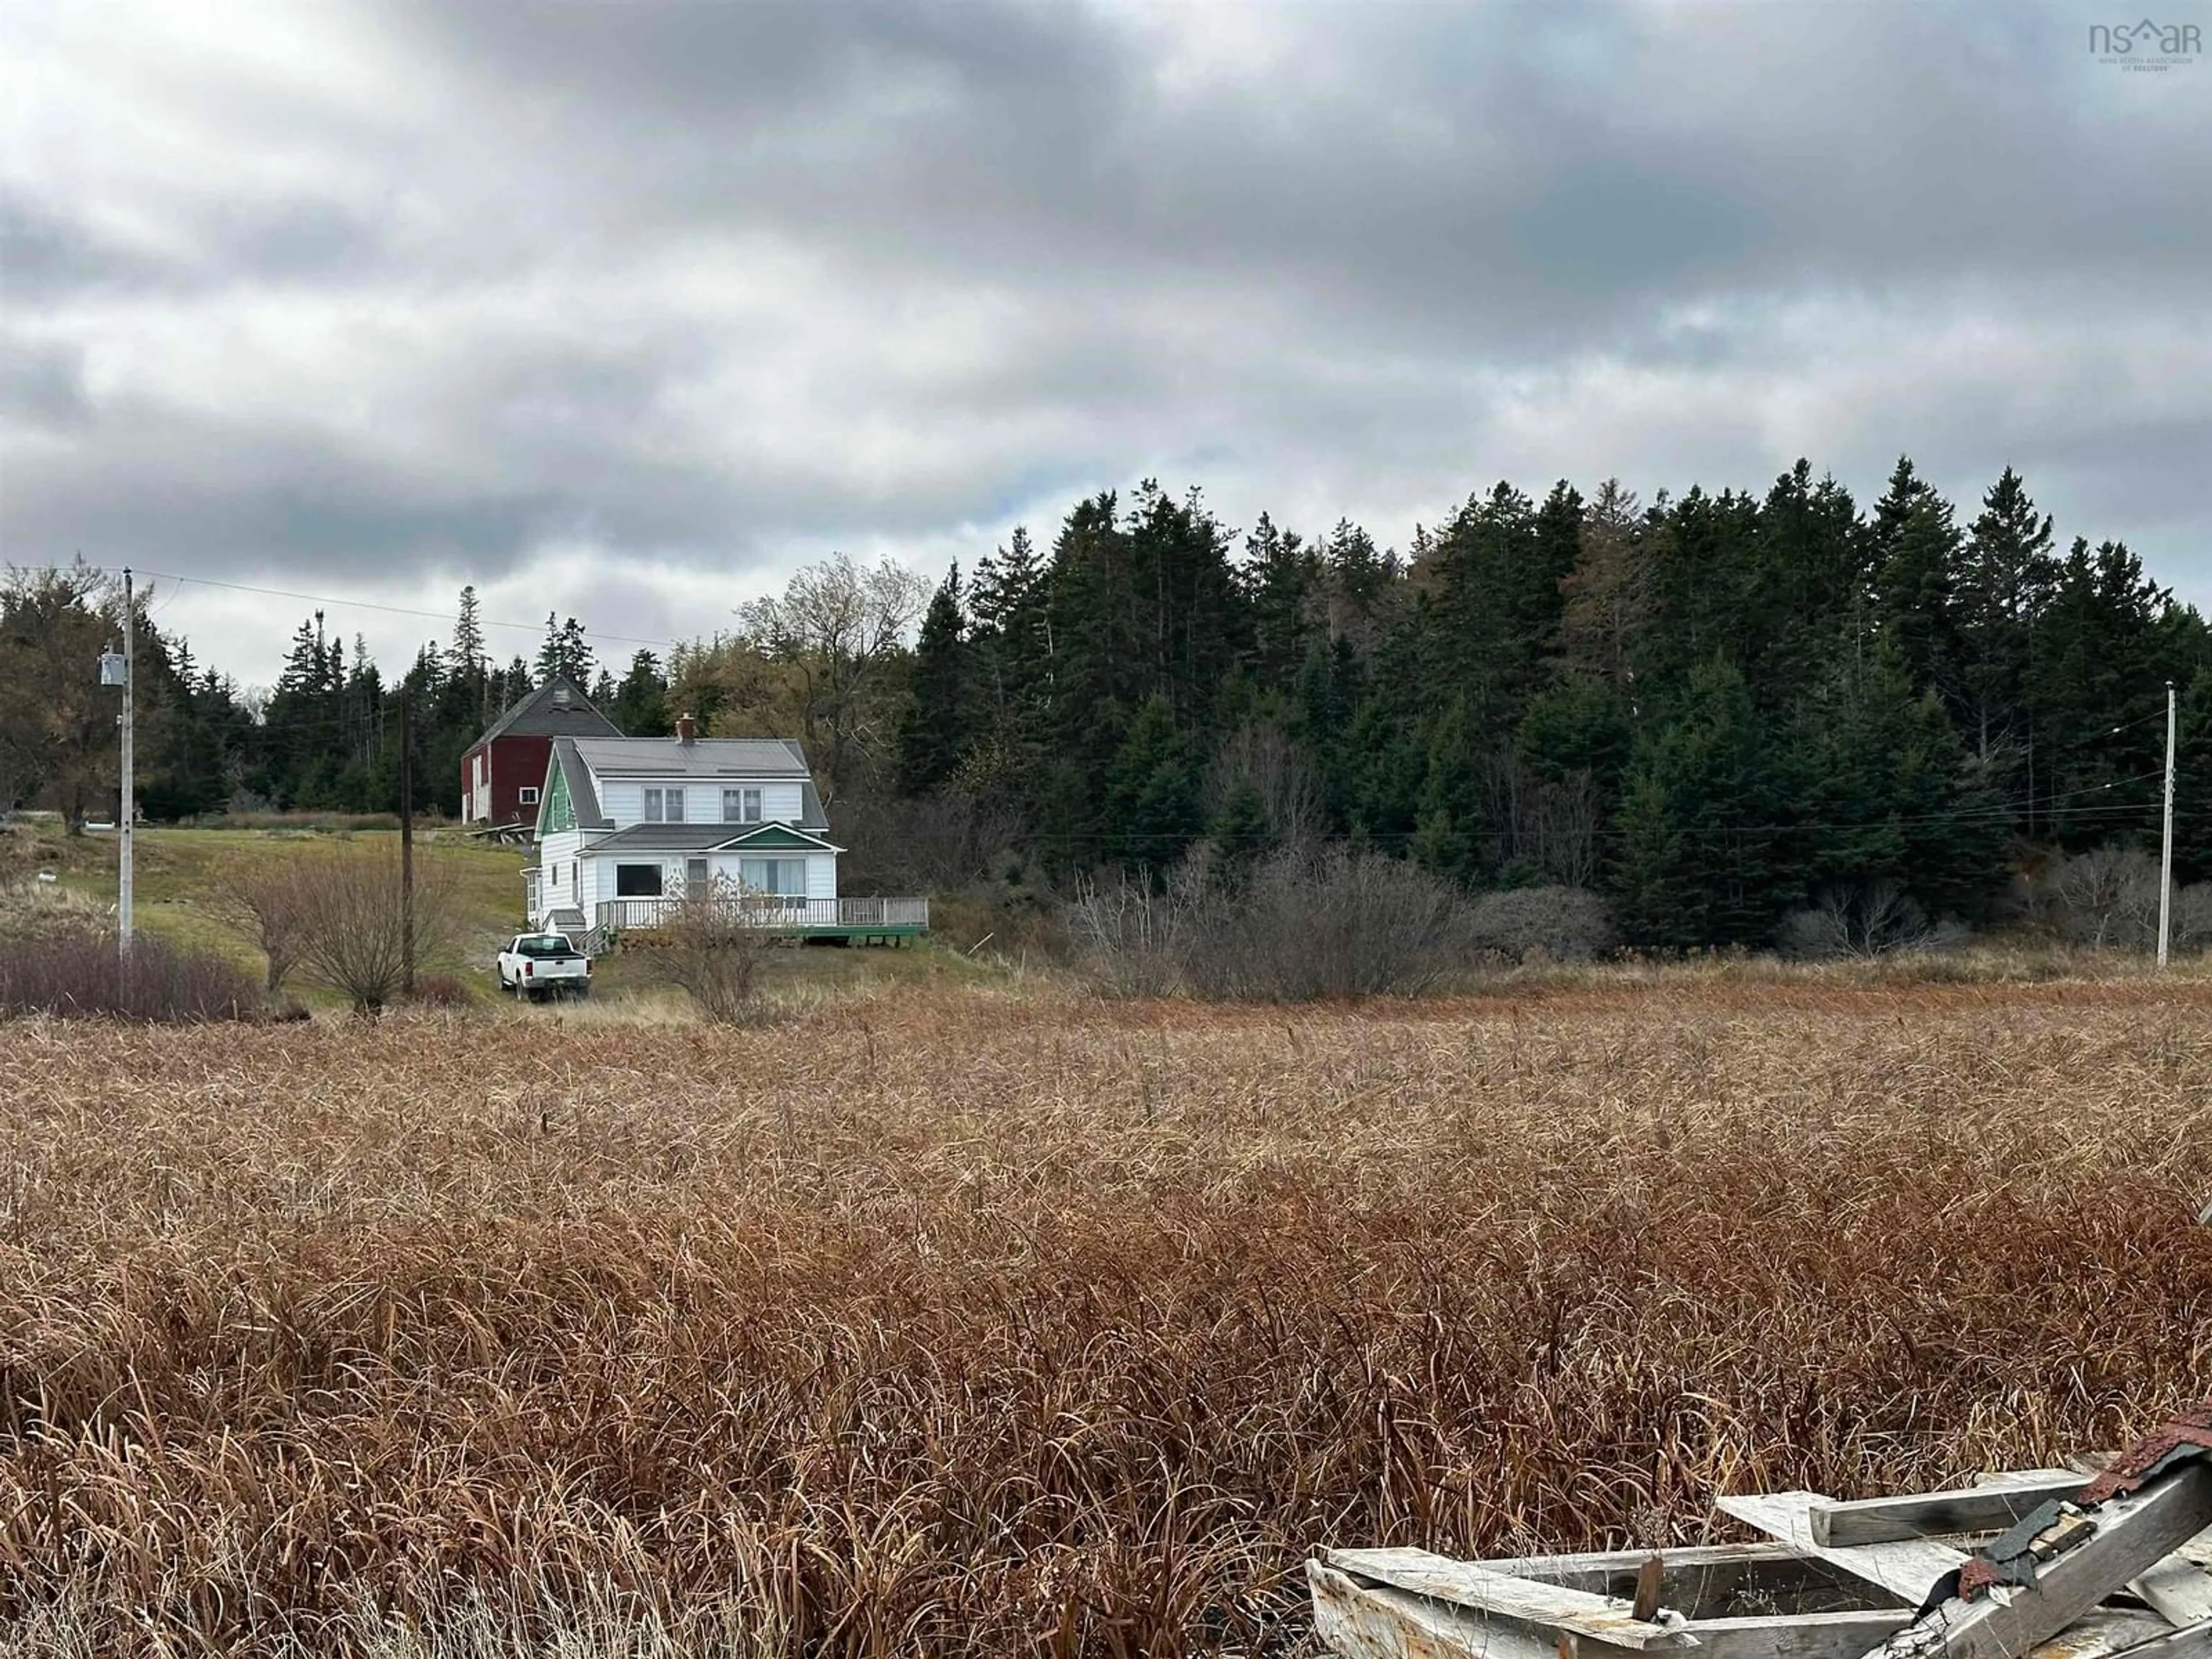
717, 823, 830, 851
541, 761, 574, 834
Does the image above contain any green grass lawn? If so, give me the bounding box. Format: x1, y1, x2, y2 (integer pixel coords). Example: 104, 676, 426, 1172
5, 818, 990, 1009
6, 821, 528, 990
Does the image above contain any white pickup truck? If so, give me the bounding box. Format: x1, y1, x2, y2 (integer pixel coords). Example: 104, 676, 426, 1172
496, 932, 591, 1001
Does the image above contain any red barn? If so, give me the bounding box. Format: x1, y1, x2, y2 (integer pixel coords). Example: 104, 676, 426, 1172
460, 679, 622, 834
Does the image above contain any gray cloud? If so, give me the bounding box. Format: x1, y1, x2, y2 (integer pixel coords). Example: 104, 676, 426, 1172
2, 0, 2208, 683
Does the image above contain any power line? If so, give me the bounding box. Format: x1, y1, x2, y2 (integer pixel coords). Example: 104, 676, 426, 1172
90, 565, 689, 656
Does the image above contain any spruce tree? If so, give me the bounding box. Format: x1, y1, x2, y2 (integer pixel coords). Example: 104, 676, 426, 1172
1611, 658, 1779, 946
1951, 467, 2059, 810
450, 585, 490, 725
1103, 694, 1203, 873
2031, 537, 2170, 846
895, 565, 976, 797
1785, 634, 2009, 920
1634, 487, 1763, 692
1516, 676, 1632, 789
1319, 518, 1396, 652
1241, 513, 1320, 685
1410, 701, 1488, 881
613, 651, 671, 736
1869, 456, 1963, 699
535, 615, 596, 687
2174, 670, 2212, 883
1749, 461, 1868, 702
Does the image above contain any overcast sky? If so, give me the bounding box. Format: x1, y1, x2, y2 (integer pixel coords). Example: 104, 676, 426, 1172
4, 1, 2208, 689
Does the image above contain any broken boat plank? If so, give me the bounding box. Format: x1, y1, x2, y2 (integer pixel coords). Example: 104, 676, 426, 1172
2133, 1556, 2212, 1627
1812, 1474, 2086, 1546
1666, 1608, 1913, 1659
2028, 1609, 2198, 1659
1864, 1463, 2212, 1659
1323, 1547, 1695, 1649
1715, 1489, 1967, 1604
2106, 1620, 2212, 1659
1981, 1469, 2100, 1488
1309, 1560, 1555, 1659
1469, 1539, 1893, 1618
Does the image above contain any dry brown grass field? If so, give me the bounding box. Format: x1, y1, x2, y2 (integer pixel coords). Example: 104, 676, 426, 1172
3, 972, 2211, 1656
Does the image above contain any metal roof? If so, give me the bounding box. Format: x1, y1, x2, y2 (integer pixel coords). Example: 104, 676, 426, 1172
548, 738, 612, 828
475, 679, 623, 745
571, 736, 812, 778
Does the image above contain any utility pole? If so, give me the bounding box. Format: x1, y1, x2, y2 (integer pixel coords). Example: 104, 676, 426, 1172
120, 566, 135, 956
400, 691, 415, 997
2158, 679, 2176, 968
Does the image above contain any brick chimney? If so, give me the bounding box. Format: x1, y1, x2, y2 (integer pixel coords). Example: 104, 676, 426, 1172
676, 713, 698, 744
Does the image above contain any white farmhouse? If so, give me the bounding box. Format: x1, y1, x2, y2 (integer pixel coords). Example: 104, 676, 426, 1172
524, 716, 924, 948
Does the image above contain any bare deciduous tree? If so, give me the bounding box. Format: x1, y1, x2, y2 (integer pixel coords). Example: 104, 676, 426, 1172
734, 554, 930, 802
1066, 870, 1199, 998
1072, 849, 1480, 1002
2033, 844, 2212, 953
1556, 478, 1653, 694
1477, 752, 1604, 888
290, 850, 461, 1014
1467, 885, 1616, 963
1206, 719, 1328, 853
2037, 846, 2160, 948
1777, 880, 1944, 960
209, 861, 315, 994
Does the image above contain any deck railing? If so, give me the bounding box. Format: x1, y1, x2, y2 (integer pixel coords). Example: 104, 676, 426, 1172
594, 895, 929, 934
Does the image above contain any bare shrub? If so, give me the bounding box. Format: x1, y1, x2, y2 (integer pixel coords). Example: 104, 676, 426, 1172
291, 851, 461, 1015
1177, 847, 1476, 1001
1777, 880, 1946, 961
2036, 846, 2163, 949
406, 972, 478, 1009
1065, 870, 1195, 997
2173, 882, 2212, 952
209, 861, 315, 993
1467, 885, 1616, 963
0, 935, 255, 1020
632, 878, 770, 1023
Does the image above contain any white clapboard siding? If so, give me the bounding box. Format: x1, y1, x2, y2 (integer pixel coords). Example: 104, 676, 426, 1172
593, 779, 805, 828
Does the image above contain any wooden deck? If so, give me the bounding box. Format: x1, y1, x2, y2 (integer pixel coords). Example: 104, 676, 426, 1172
589, 895, 929, 951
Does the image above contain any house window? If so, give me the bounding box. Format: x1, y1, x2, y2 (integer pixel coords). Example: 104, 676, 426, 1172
645, 787, 685, 823
723, 787, 763, 823
518, 786, 539, 805
614, 863, 664, 897
740, 857, 808, 904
